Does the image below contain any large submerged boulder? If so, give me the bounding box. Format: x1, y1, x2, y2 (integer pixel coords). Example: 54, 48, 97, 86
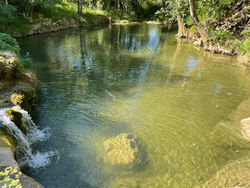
103, 133, 139, 166
203, 159, 250, 188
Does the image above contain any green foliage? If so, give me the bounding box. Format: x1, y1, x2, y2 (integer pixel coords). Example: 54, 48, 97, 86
0, 3, 31, 35
241, 28, 250, 38
210, 30, 230, 44
188, 25, 197, 32
0, 33, 32, 75
0, 33, 20, 55
197, 0, 233, 21
0, 4, 16, 24
21, 53, 32, 68
0, 166, 22, 188
16, 64, 25, 75
33, 2, 78, 22
108, 10, 137, 21
18, 53, 32, 75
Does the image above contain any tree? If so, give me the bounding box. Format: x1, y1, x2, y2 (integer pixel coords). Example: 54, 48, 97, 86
176, 0, 188, 38
77, 0, 82, 15
188, 0, 209, 40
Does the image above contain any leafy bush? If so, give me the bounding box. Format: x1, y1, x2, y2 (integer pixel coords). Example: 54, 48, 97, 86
241, 28, 250, 38
21, 52, 32, 68
0, 33, 20, 55
210, 30, 230, 44
0, 33, 32, 75
0, 4, 16, 24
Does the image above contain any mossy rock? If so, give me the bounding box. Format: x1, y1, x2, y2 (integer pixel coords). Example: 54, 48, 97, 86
0, 130, 17, 150
6, 109, 27, 135
103, 133, 140, 166
203, 159, 250, 188
0, 51, 20, 80
9, 81, 37, 112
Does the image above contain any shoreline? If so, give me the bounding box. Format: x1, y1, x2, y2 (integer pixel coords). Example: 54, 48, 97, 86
11, 18, 249, 68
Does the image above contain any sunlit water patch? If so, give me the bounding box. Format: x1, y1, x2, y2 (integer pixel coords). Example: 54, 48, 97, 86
18, 24, 250, 188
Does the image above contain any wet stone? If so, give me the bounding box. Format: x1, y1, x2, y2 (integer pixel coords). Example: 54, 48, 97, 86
103, 133, 139, 166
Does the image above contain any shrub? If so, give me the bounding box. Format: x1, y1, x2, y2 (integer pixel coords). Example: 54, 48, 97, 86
0, 33, 32, 75
210, 30, 230, 44
0, 33, 20, 55
241, 28, 250, 38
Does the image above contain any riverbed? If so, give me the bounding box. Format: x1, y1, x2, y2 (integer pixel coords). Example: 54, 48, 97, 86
18, 24, 250, 188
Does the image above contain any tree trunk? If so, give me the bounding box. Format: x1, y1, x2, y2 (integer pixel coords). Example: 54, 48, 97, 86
80, 0, 82, 15
117, 0, 120, 11
162, 0, 166, 11
175, 0, 187, 38
5, 0, 8, 5
189, 0, 209, 40
77, 0, 82, 15
77, 0, 80, 15
177, 12, 188, 38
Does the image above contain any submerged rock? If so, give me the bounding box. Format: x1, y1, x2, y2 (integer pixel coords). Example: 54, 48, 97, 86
241, 117, 250, 142
103, 133, 139, 166
203, 159, 250, 188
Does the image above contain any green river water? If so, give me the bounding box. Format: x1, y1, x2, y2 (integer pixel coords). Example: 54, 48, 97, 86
18, 24, 250, 188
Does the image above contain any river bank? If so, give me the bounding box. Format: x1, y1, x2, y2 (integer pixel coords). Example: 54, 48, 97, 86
12, 15, 110, 38
0, 51, 43, 187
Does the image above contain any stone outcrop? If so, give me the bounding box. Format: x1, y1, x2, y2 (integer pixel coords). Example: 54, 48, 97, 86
193, 39, 236, 56
0, 51, 20, 80
0, 51, 41, 187
241, 117, 250, 142
103, 133, 140, 166
0, 147, 44, 188
0, 51, 37, 111
6, 108, 28, 135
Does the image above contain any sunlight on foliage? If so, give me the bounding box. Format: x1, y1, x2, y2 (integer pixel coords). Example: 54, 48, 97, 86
0, 166, 22, 188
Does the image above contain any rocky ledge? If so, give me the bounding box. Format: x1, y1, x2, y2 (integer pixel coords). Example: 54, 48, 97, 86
0, 51, 42, 187
0, 51, 37, 112
0, 147, 43, 188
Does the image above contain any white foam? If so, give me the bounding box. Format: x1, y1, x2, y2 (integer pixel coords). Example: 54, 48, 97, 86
28, 128, 51, 143
27, 151, 57, 169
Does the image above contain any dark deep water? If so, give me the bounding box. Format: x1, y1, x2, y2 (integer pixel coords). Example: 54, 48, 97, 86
18, 24, 250, 188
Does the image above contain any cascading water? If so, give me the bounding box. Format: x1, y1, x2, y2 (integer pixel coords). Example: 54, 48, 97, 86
0, 106, 54, 168
0, 106, 32, 159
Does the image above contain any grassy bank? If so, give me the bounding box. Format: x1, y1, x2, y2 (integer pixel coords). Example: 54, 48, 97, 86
0, 1, 109, 36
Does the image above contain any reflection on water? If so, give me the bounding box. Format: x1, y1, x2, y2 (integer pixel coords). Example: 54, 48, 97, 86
18, 24, 250, 188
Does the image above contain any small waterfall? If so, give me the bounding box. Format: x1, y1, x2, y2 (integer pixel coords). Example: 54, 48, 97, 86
0, 106, 41, 163
0, 106, 33, 159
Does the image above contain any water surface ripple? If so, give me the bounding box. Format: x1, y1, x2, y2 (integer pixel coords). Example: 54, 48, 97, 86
18, 24, 250, 188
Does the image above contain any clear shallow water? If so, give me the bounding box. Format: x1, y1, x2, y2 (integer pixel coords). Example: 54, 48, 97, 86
18, 24, 250, 188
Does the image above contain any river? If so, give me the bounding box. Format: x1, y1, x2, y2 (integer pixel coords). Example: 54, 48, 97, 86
18, 24, 250, 188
